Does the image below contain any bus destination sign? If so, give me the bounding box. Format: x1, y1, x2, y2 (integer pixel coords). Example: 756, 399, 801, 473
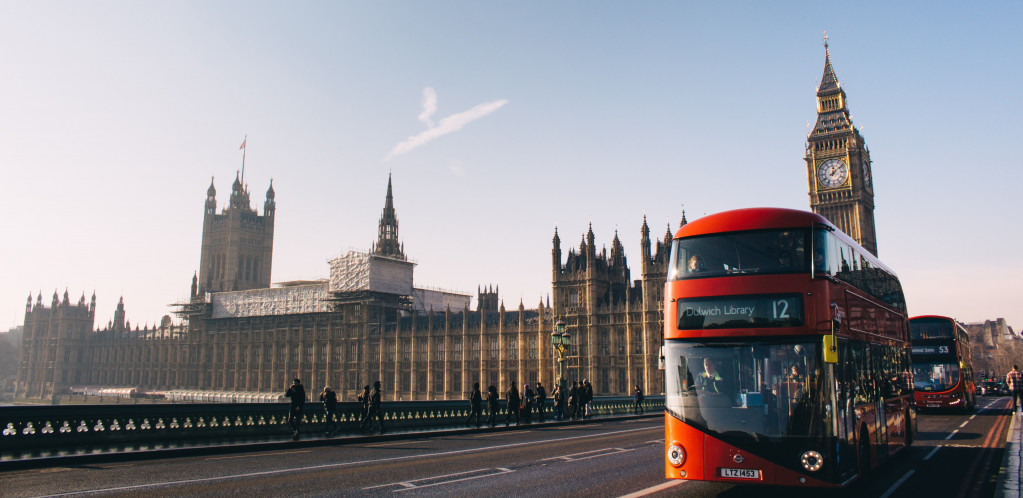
911, 345, 952, 355
676, 294, 804, 330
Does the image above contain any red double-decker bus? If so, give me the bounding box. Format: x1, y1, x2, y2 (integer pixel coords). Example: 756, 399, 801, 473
910, 315, 975, 411
663, 208, 915, 487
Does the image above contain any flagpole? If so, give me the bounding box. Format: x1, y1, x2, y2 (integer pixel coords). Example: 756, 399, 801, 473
240, 134, 247, 186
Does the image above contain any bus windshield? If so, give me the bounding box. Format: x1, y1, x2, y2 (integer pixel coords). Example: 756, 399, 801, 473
913, 361, 960, 392
668, 229, 808, 281
664, 340, 831, 441
911, 317, 955, 340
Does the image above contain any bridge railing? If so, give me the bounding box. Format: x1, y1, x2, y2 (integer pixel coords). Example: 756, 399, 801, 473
0, 396, 663, 453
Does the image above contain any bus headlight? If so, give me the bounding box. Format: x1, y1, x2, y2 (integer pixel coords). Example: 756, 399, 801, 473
667, 443, 686, 466
800, 450, 823, 472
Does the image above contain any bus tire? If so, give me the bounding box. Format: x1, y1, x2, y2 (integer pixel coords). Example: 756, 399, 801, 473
858, 428, 871, 477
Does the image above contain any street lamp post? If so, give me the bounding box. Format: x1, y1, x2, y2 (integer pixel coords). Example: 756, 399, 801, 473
551, 317, 572, 393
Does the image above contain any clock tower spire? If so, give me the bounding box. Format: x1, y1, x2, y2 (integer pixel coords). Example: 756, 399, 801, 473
805, 34, 878, 255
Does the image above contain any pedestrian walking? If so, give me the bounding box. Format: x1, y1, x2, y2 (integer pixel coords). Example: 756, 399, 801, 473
632, 384, 644, 415
320, 386, 338, 435
568, 381, 579, 420
361, 381, 385, 433
535, 381, 547, 422
467, 382, 483, 428
285, 378, 306, 440
357, 384, 371, 428
552, 384, 564, 421
486, 385, 499, 427
522, 383, 535, 424
583, 379, 593, 418
1008, 365, 1023, 413
506, 382, 520, 426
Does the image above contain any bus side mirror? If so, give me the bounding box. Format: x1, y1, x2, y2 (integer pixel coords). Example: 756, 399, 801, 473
823, 335, 838, 364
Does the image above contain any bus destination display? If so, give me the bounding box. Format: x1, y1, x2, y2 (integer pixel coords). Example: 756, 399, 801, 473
676, 294, 804, 329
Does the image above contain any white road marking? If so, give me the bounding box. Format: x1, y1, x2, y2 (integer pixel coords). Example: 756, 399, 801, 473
879, 470, 914, 498
959, 421, 969, 428
617, 479, 685, 497
541, 447, 634, 462
923, 445, 941, 461
364, 467, 514, 491
945, 429, 959, 440
31, 424, 661, 497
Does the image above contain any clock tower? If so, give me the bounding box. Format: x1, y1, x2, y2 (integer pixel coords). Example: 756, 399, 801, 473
805, 36, 878, 256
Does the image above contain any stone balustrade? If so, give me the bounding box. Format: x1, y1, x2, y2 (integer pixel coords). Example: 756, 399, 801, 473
0, 396, 663, 456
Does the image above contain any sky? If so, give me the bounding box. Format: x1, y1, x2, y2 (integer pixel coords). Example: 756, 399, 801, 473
1, 1, 1021, 334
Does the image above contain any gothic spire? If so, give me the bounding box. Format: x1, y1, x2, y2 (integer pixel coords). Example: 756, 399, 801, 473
374, 173, 405, 260
818, 32, 840, 94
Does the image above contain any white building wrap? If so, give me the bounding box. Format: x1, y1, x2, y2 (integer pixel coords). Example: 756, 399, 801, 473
329, 251, 414, 295
210, 284, 332, 319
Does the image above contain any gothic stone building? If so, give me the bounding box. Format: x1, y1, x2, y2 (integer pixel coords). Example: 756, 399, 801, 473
15, 175, 670, 403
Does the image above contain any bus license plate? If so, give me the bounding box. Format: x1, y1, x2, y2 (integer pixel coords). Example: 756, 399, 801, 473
720, 468, 760, 479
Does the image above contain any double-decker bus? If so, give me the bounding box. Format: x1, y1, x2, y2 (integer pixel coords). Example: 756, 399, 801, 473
910, 315, 975, 411
663, 208, 914, 487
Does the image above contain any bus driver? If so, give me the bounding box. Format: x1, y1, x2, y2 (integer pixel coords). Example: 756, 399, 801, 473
700, 358, 726, 393
688, 254, 706, 274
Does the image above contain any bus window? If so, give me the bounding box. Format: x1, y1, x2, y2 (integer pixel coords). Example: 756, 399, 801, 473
667, 229, 810, 281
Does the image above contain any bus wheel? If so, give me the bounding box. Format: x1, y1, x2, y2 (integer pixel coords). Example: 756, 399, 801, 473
858, 429, 871, 477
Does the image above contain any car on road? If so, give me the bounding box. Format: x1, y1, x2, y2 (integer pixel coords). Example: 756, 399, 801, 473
981, 381, 1008, 396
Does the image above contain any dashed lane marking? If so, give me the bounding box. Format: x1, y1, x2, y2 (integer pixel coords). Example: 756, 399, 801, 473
617, 479, 685, 497
879, 470, 914, 498
363, 467, 514, 491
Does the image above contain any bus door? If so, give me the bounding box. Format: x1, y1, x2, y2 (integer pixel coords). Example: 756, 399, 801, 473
869, 345, 890, 458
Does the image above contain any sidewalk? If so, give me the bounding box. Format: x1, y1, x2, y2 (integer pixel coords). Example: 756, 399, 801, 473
998, 410, 1022, 498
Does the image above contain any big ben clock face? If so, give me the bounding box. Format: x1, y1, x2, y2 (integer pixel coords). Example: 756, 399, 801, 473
817, 159, 848, 188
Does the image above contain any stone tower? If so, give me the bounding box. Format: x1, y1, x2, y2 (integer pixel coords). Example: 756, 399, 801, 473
804, 37, 878, 255
197, 174, 276, 293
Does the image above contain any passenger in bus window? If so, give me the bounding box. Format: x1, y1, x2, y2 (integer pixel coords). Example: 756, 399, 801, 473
787, 364, 804, 383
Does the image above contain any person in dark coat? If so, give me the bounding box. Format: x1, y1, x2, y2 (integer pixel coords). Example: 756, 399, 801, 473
568, 381, 579, 420
486, 385, 500, 427
632, 384, 644, 415
552, 384, 564, 421
467, 382, 483, 428
505, 382, 520, 426
535, 381, 547, 422
361, 381, 385, 433
320, 386, 338, 435
522, 383, 535, 424
285, 378, 306, 440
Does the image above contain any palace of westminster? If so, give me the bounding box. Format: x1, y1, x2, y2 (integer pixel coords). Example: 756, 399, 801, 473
16, 43, 903, 403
